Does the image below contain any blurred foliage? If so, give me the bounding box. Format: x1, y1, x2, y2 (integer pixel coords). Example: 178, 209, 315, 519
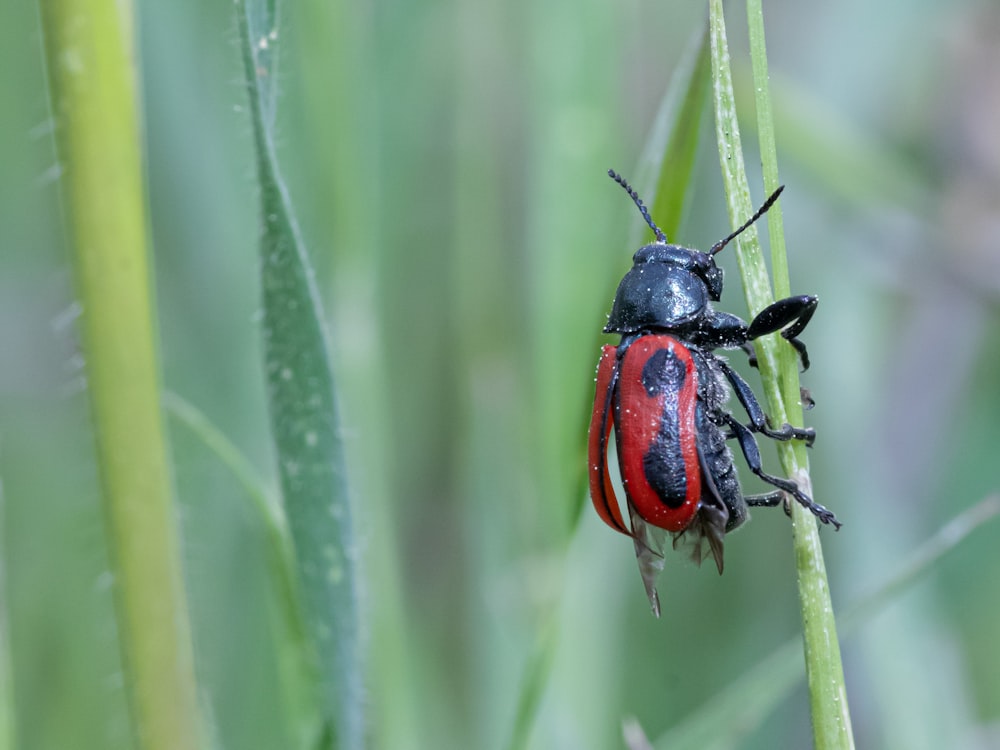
4, 0, 1000, 749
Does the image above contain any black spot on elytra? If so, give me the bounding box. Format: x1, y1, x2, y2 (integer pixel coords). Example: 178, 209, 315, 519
640, 345, 689, 508
641, 346, 686, 397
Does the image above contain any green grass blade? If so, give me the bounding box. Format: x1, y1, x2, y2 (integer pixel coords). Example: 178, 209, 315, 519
503, 615, 558, 750
38, 3, 201, 748
163, 392, 283, 533
636, 25, 712, 244
163, 392, 323, 747
652, 496, 1000, 750
710, 1, 853, 746
707, 0, 774, 317
0, 482, 12, 750
236, 1, 364, 747
746, 0, 799, 407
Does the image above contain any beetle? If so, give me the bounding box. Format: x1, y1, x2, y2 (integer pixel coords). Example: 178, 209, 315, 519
589, 170, 839, 614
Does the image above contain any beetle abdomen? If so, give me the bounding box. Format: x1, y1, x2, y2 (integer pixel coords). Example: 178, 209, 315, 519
694, 406, 747, 532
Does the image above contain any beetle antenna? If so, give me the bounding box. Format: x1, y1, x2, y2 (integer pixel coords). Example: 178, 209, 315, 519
709, 185, 785, 256
608, 169, 667, 243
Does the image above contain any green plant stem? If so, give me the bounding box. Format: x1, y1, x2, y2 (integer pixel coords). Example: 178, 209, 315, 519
709, 1, 854, 747
38, 2, 200, 749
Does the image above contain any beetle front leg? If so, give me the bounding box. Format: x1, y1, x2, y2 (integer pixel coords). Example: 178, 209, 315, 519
723, 415, 840, 529
747, 295, 817, 370
719, 361, 815, 446
693, 311, 749, 350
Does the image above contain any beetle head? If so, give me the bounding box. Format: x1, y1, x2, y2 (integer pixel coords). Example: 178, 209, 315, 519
603, 245, 718, 334
604, 169, 783, 335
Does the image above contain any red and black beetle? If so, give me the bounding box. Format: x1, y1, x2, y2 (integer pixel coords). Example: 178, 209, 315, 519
589, 170, 839, 614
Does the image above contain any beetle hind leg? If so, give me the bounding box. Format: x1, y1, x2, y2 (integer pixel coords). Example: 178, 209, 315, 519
744, 490, 784, 508
724, 414, 841, 529
760, 421, 816, 447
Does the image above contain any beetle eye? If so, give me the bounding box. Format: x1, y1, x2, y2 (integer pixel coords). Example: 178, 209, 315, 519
692, 253, 713, 273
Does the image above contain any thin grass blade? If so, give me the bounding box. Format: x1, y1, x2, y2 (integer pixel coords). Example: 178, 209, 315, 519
236, 1, 364, 747
653, 496, 999, 750
635, 25, 712, 245
163, 392, 323, 747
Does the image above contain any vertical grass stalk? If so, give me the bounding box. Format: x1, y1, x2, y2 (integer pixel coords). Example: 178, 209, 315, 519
38, 2, 201, 748
708, 1, 855, 746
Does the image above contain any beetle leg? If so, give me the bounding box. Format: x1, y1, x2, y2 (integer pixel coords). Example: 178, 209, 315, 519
744, 490, 784, 507
747, 295, 817, 370
694, 310, 750, 350
719, 361, 815, 447
723, 415, 841, 529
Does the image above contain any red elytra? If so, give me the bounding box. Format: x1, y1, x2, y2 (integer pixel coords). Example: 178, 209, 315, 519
587, 344, 626, 533
588, 335, 701, 536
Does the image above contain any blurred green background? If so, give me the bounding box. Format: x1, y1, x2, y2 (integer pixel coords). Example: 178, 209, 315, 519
4, 0, 1000, 748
